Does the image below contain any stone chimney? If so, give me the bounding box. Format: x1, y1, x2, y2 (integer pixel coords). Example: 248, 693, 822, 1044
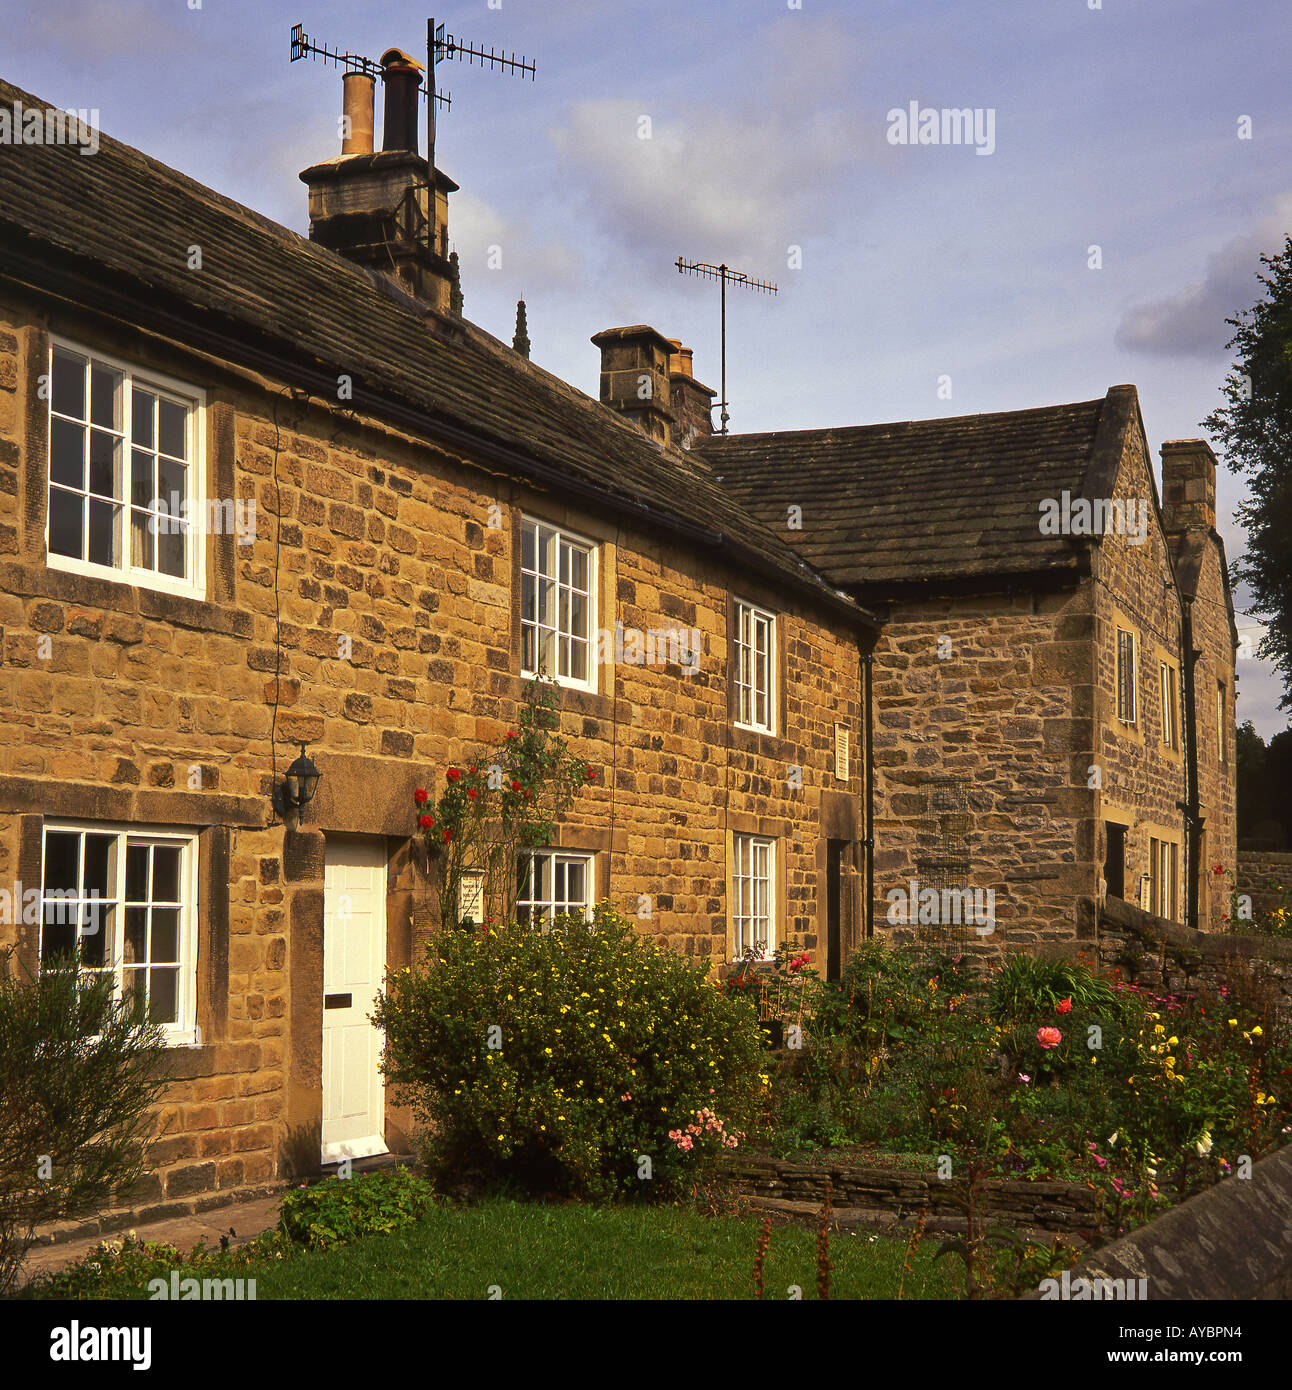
666, 339, 716, 448
591, 326, 675, 446
299, 48, 458, 314
1161, 440, 1218, 536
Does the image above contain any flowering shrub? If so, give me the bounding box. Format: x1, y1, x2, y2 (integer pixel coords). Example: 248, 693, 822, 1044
764, 941, 1292, 1231
722, 938, 826, 1031
413, 676, 595, 925
373, 904, 765, 1199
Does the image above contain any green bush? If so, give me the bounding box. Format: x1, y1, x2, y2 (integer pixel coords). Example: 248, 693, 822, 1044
987, 954, 1119, 1019
277, 1166, 436, 1250
373, 904, 766, 1199
0, 952, 168, 1296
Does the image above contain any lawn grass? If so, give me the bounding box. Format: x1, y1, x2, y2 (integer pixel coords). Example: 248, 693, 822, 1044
28, 1199, 959, 1300
250, 1201, 957, 1300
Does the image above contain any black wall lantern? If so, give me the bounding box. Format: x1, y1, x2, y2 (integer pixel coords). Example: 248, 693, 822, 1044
283, 743, 321, 811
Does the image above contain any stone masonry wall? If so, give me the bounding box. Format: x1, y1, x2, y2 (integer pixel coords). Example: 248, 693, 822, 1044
870, 585, 1097, 952
1237, 851, 1292, 927
1092, 423, 1189, 927
0, 291, 865, 1208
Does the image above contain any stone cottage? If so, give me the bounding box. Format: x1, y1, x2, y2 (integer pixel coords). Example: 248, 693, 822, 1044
0, 67, 876, 1196
703, 391, 1239, 944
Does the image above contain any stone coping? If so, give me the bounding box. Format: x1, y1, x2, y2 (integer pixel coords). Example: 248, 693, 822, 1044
1020, 1142, 1292, 1300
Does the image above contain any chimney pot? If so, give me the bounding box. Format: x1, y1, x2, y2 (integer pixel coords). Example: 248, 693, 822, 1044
341, 72, 375, 155
380, 48, 424, 154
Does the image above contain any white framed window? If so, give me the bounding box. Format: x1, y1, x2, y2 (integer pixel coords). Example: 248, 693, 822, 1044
39, 822, 200, 1044
1160, 662, 1178, 750
732, 832, 775, 961
1115, 627, 1137, 725
520, 517, 595, 690
734, 600, 776, 733
516, 850, 593, 927
47, 340, 206, 599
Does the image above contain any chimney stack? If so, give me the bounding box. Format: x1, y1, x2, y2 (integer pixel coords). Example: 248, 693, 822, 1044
666, 338, 716, 447
591, 326, 675, 446
591, 327, 716, 448
1160, 440, 1218, 539
299, 47, 458, 314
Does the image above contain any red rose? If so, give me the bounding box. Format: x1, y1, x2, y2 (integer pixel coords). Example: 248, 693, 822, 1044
467, 788, 478, 799
414, 788, 429, 804
469, 765, 477, 775
511, 780, 520, 792
1211, 863, 1224, 876
442, 828, 453, 842
524, 788, 533, 800
446, 768, 461, 782
504, 731, 518, 740
418, 814, 434, 830
1056, 997, 1072, 1015
585, 766, 597, 781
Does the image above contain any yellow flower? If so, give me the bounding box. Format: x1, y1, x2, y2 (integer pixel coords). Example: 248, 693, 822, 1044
1168, 1036, 1179, 1046
1154, 1024, 1165, 1035
1253, 1026, 1263, 1037
1228, 1018, 1238, 1027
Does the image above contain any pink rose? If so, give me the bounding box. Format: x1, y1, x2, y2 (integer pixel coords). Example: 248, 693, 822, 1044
1037, 1026, 1062, 1050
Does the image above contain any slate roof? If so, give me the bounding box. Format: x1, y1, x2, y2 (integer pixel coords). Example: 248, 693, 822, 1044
701, 393, 1129, 594
0, 80, 873, 628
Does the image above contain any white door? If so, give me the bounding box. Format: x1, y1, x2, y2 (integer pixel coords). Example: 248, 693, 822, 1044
322, 837, 389, 1162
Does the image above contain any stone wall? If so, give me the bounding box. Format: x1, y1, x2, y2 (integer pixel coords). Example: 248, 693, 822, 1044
1023, 1141, 1292, 1299
1095, 895, 1292, 1019
1236, 850, 1292, 927
727, 1154, 1106, 1236
0, 291, 866, 1206
870, 586, 1097, 951
1091, 423, 1191, 928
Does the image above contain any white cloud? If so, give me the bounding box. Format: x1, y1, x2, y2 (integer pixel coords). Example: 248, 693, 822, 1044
1115, 195, 1292, 359
448, 190, 584, 294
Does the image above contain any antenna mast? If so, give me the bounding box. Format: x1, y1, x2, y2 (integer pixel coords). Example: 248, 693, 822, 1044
428, 18, 535, 260
675, 258, 777, 434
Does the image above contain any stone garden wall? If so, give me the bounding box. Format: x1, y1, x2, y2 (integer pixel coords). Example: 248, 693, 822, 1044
727, 1155, 1105, 1236
1236, 850, 1292, 926
1093, 895, 1292, 1018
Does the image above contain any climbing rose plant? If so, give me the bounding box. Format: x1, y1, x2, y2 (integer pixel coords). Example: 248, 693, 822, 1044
413, 676, 597, 926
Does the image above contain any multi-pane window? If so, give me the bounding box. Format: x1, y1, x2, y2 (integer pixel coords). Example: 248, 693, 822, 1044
520, 518, 594, 687
734, 600, 776, 733
1217, 682, 1227, 764
732, 833, 775, 960
1115, 628, 1137, 724
515, 850, 593, 927
1148, 836, 1179, 922
40, 824, 197, 1041
1160, 662, 1178, 750
48, 343, 201, 594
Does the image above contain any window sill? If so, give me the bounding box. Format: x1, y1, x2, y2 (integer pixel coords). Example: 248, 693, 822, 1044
0, 561, 251, 637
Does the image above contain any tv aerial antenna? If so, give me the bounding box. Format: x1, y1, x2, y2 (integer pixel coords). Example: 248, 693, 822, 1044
675, 258, 777, 434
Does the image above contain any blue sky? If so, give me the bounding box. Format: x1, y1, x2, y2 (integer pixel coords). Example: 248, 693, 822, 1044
11, 0, 1291, 733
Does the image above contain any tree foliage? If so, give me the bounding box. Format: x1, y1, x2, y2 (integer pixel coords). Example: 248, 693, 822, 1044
1203, 235, 1292, 707
0, 953, 167, 1294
